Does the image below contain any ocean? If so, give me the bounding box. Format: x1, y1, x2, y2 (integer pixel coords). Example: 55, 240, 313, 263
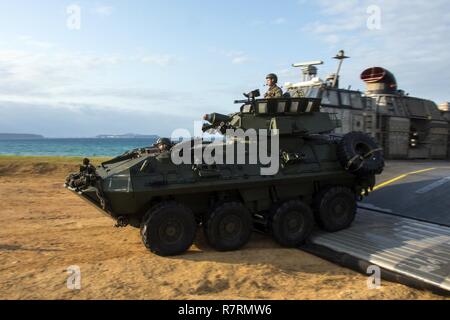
0, 138, 158, 157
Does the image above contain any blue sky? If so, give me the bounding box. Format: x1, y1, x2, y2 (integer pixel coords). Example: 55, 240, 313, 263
0, 0, 449, 137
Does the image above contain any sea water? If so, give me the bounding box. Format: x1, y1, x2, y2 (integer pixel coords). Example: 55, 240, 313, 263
0, 138, 158, 157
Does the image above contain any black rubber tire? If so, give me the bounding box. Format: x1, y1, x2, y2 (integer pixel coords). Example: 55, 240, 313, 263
313, 187, 356, 232
337, 131, 384, 176
140, 201, 197, 256
269, 200, 314, 247
203, 202, 253, 252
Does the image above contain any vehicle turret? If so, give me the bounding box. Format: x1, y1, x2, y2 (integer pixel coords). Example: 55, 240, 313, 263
203, 93, 340, 136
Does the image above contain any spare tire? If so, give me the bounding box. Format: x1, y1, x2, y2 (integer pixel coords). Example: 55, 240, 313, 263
337, 132, 384, 176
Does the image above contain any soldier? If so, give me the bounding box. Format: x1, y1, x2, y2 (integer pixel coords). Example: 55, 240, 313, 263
65, 158, 96, 189
264, 73, 283, 99
155, 137, 173, 152
80, 158, 96, 175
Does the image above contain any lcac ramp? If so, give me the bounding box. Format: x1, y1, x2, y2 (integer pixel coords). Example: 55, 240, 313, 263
303, 209, 450, 295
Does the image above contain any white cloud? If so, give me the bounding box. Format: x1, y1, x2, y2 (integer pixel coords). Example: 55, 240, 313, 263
249, 20, 264, 27
0, 49, 120, 88
231, 55, 249, 65
208, 48, 250, 65
250, 17, 287, 27
301, 0, 450, 102
271, 18, 287, 25
0, 47, 126, 114
18, 36, 55, 49
0, 100, 194, 137
0, 44, 208, 128
92, 5, 114, 17
317, 0, 360, 16
0, 35, 196, 124
225, 51, 249, 64
323, 34, 340, 45
141, 54, 178, 67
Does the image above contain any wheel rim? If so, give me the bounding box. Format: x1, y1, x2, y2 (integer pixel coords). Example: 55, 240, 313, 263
283, 210, 305, 238
355, 142, 371, 157
158, 219, 184, 244
218, 214, 243, 241
329, 196, 352, 224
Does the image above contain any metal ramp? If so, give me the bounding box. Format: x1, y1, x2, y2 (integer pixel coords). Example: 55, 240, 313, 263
304, 208, 450, 294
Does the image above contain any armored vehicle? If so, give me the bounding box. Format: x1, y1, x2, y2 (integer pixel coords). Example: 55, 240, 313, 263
285, 51, 450, 160
65, 94, 384, 256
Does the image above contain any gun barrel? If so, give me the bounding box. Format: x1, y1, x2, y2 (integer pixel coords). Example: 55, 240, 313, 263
203, 113, 231, 125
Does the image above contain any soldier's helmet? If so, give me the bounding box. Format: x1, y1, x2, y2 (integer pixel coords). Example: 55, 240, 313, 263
156, 137, 172, 147
266, 73, 278, 84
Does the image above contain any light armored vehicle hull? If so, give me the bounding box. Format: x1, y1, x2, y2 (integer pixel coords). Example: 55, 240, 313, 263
65, 97, 384, 256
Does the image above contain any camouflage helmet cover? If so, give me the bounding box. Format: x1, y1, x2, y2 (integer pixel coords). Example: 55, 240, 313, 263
266, 73, 278, 84
156, 137, 172, 146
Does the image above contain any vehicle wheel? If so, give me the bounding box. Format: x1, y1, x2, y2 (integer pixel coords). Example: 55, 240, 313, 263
269, 200, 314, 247
337, 132, 384, 176
203, 202, 253, 252
140, 201, 197, 256
314, 187, 356, 232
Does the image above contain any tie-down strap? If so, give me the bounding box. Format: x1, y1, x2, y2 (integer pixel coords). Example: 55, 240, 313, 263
345, 148, 383, 172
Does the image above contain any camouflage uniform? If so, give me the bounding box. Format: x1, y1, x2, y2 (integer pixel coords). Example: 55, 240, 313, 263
264, 85, 283, 99
290, 88, 305, 98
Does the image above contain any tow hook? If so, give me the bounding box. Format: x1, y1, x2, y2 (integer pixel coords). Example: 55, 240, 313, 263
115, 216, 129, 228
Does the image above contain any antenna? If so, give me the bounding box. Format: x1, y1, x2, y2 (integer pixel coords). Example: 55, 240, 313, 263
292, 61, 324, 81
332, 50, 349, 88
292, 61, 324, 68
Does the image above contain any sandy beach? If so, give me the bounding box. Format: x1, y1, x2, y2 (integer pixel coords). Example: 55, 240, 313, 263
0, 156, 446, 300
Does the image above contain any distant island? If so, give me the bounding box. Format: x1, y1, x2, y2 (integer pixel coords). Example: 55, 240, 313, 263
0, 133, 44, 140
0, 133, 160, 140
95, 134, 160, 139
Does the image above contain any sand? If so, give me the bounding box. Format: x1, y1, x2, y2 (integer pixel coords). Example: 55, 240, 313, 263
0, 156, 446, 300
